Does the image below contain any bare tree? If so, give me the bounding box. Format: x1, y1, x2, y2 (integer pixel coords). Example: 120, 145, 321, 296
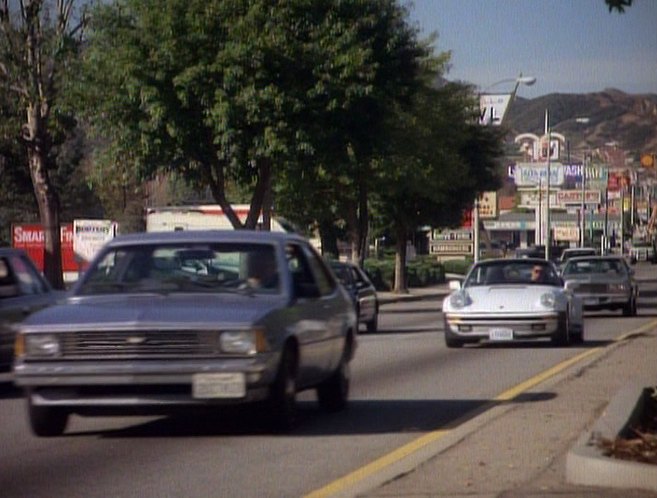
0, 0, 86, 288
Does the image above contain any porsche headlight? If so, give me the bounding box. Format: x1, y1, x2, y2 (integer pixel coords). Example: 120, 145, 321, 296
220, 328, 269, 354
449, 292, 469, 309
540, 292, 557, 308
25, 334, 61, 357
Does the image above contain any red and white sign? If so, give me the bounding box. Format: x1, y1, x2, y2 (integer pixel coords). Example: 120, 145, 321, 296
12, 223, 77, 272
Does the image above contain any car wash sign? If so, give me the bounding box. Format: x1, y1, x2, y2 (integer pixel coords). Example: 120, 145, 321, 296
513, 162, 565, 187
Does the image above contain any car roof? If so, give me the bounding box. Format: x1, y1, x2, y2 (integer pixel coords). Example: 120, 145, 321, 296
0, 247, 26, 256
475, 257, 551, 266
104, 230, 307, 248
566, 255, 626, 262
563, 247, 596, 253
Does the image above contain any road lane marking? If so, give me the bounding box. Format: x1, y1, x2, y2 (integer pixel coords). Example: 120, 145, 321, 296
304, 319, 657, 498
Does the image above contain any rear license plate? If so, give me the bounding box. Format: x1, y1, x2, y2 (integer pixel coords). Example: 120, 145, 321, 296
489, 328, 513, 340
192, 373, 246, 399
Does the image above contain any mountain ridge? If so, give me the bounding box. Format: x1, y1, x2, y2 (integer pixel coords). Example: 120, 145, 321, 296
505, 89, 657, 159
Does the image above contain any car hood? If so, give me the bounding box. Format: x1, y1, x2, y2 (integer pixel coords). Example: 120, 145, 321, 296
21, 293, 288, 330
443, 285, 564, 313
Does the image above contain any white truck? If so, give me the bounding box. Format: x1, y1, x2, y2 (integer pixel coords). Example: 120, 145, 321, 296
145, 204, 287, 232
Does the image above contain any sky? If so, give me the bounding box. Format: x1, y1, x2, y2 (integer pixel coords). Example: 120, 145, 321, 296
403, 0, 657, 98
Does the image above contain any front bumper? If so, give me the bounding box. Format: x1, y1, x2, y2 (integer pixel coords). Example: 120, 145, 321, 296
13, 355, 277, 408
443, 311, 561, 340
576, 292, 631, 310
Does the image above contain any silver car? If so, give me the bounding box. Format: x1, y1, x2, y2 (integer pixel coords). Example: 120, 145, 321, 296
13, 231, 357, 436
562, 255, 638, 316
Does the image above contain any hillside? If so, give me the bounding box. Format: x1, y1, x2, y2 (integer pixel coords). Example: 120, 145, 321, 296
505, 89, 657, 159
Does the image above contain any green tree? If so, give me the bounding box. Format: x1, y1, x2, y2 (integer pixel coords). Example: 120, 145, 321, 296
0, 0, 88, 288
374, 81, 504, 292
82, 0, 427, 244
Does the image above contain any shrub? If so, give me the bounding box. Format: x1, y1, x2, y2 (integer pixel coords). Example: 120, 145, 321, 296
364, 255, 446, 290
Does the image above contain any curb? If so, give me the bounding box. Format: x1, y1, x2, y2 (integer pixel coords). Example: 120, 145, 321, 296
566, 380, 657, 492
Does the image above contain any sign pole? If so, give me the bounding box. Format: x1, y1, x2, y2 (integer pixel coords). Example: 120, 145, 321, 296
473, 199, 480, 263
580, 158, 586, 247
544, 109, 551, 261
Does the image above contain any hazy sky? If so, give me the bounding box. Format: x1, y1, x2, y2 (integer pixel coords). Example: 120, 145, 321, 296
404, 0, 657, 98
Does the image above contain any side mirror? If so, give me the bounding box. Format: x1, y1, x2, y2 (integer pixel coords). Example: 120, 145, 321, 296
448, 280, 462, 291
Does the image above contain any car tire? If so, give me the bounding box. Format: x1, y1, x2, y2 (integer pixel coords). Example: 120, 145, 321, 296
28, 396, 68, 437
571, 323, 585, 344
365, 311, 378, 334
267, 346, 297, 432
623, 296, 637, 316
551, 312, 571, 346
444, 320, 465, 348
317, 353, 350, 413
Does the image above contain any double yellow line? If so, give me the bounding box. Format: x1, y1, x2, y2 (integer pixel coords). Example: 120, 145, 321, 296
305, 319, 657, 498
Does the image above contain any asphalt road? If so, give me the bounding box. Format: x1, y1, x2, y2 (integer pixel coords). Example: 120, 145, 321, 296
1, 264, 656, 498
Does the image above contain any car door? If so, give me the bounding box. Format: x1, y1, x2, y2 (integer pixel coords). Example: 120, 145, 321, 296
286, 243, 344, 386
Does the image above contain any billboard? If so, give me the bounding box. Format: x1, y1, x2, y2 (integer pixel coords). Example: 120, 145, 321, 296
513, 162, 565, 187
479, 94, 511, 126
73, 219, 117, 267
12, 223, 77, 272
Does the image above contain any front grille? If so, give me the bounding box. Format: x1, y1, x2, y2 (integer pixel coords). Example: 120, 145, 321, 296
576, 283, 609, 293
59, 330, 219, 359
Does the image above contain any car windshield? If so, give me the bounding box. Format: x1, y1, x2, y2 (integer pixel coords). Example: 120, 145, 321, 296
464, 261, 561, 287
76, 242, 281, 296
562, 258, 627, 276
561, 249, 596, 261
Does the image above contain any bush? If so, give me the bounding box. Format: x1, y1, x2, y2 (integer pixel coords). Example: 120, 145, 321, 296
441, 258, 473, 276
364, 255, 446, 290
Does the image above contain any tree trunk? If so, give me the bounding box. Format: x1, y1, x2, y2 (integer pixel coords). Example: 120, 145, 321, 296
357, 180, 369, 266
394, 223, 408, 293
27, 140, 64, 289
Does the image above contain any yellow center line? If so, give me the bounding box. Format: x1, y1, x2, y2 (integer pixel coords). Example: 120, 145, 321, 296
304, 319, 657, 498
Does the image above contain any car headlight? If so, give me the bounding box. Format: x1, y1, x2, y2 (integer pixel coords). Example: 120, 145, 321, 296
449, 292, 469, 309
25, 334, 61, 357
608, 283, 627, 292
540, 292, 557, 308
220, 329, 269, 354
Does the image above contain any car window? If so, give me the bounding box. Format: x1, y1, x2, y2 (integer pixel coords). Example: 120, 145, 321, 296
303, 246, 336, 296
465, 261, 560, 287
9, 254, 49, 295
0, 257, 20, 299
78, 242, 281, 295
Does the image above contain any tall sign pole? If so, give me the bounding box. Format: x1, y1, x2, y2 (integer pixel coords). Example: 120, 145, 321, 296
473, 199, 480, 263
545, 109, 551, 261
580, 158, 586, 247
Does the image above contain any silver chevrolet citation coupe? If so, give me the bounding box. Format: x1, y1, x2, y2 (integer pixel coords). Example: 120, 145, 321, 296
13, 230, 357, 436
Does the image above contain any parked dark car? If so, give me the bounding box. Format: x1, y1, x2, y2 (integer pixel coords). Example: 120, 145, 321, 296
0, 248, 62, 371
13, 231, 357, 436
329, 261, 379, 333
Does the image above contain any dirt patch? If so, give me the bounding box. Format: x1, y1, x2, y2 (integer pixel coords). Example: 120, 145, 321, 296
596, 387, 657, 464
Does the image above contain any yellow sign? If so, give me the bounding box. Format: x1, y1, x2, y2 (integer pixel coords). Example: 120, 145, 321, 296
478, 191, 498, 219
641, 154, 655, 168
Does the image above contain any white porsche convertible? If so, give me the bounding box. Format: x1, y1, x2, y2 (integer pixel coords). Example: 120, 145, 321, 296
442, 258, 584, 348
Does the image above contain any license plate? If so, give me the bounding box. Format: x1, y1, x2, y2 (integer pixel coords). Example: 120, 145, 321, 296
489, 328, 513, 340
192, 373, 246, 399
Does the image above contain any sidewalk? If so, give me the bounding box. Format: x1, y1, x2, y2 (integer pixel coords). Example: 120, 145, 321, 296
358, 289, 657, 498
